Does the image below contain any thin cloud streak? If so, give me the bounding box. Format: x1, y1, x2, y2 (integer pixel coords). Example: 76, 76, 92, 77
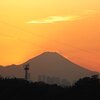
27, 10, 100, 24
27, 16, 81, 24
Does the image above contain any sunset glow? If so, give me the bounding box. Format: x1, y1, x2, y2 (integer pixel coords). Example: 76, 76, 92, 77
0, 0, 100, 72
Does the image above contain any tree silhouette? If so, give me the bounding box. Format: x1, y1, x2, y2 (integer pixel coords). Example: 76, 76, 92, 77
0, 75, 99, 100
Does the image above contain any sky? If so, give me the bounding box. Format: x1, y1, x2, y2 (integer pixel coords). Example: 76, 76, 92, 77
0, 0, 100, 72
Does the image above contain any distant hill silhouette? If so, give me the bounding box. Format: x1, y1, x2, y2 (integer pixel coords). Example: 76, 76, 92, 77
0, 52, 99, 84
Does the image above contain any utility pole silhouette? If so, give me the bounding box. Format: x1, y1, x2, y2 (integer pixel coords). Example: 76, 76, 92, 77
24, 64, 30, 80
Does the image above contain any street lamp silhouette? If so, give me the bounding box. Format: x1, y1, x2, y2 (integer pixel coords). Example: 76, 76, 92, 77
24, 64, 30, 80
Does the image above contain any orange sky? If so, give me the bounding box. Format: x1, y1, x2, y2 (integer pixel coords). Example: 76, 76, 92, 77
0, 0, 100, 72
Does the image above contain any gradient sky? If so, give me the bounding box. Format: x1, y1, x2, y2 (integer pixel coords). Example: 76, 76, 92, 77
0, 0, 100, 72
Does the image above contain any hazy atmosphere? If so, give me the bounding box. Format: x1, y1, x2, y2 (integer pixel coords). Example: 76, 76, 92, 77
0, 0, 100, 72
0, 1, 100, 100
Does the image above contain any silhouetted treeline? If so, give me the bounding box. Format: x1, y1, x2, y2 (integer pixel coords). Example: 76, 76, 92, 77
0, 75, 99, 100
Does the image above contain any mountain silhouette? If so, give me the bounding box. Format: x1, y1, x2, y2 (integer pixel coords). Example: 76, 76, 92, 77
0, 52, 99, 84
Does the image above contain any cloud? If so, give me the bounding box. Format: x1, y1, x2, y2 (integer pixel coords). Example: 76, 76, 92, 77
26, 10, 100, 24
27, 16, 81, 24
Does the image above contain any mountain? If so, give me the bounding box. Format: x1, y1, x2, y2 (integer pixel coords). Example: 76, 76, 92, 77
0, 52, 99, 84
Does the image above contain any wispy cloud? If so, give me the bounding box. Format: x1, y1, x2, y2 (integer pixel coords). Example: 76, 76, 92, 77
27, 16, 81, 24
27, 10, 100, 24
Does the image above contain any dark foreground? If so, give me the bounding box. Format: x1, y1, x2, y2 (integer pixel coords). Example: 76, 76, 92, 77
0, 75, 100, 100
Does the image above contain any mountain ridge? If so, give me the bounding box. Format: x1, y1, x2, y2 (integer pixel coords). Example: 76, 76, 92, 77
0, 52, 99, 83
